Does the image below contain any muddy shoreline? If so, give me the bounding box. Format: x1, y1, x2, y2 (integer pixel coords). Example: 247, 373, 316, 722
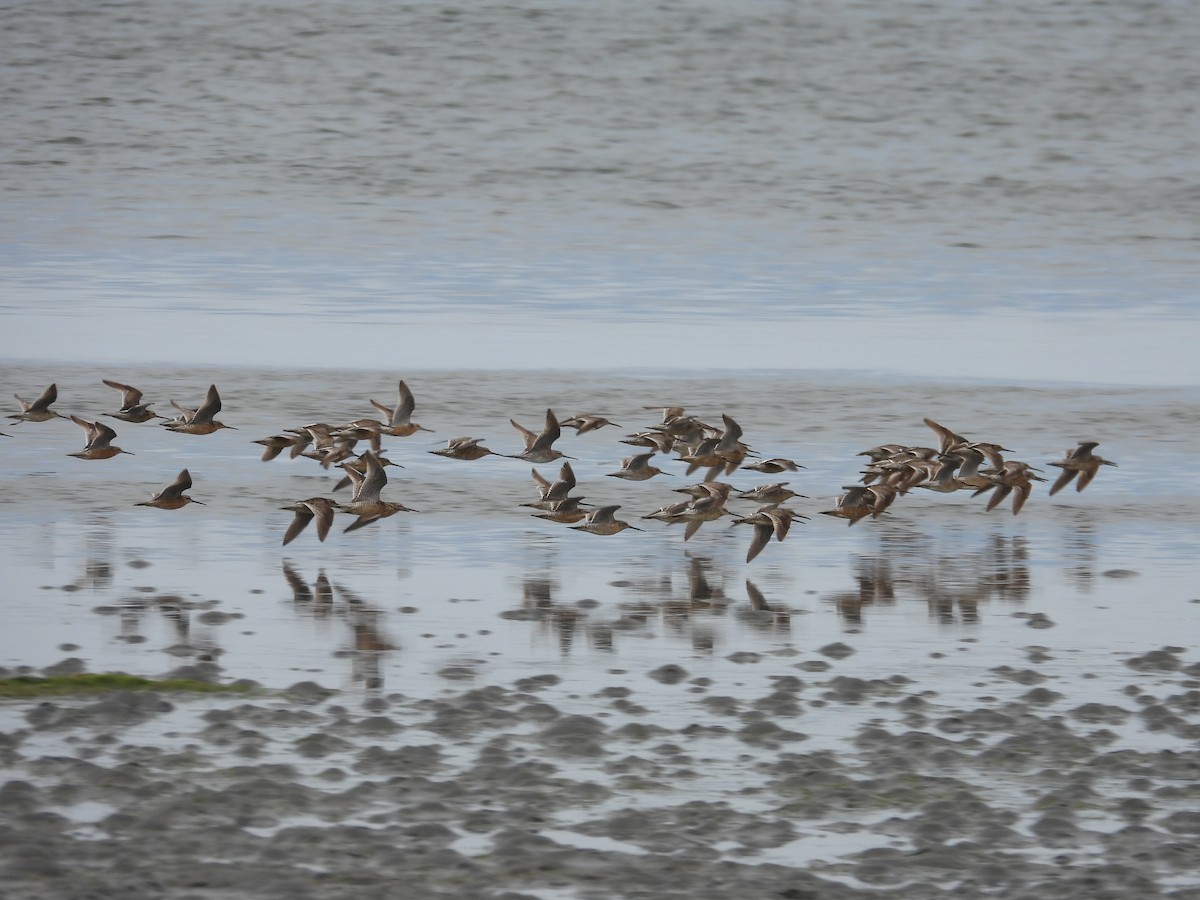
3, 647, 1200, 900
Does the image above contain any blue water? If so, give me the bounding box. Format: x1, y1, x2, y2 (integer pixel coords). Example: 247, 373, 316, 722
2, 0, 1197, 382
4, 241, 1197, 383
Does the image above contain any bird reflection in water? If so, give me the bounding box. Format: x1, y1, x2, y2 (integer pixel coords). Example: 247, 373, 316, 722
157, 595, 193, 646
739, 579, 791, 634
282, 560, 335, 619
67, 515, 118, 592
519, 573, 586, 656
118, 597, 149, 641
336, 582, 395, 694
515, 554, 798, 656
1059, 509, 1097, 590
114, 592, 221, 661
281, 561, 395, 695
521, 575, 557, 612
825, 529, 1031, 625
824, 556, 897, 626
63, 557, 116, 593
666, 556, 730, 653
662, 556, 730, 623
980, 533, 1031, 604
618, 555, 730, 645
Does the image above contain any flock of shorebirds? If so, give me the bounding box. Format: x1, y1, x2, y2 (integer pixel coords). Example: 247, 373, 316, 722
7, 379, 1117, 563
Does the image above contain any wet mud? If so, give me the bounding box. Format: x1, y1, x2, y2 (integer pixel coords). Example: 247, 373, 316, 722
3, 648, 1200, 899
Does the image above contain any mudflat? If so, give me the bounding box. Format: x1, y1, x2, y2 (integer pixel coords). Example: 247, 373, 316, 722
2, 363, 1198, 897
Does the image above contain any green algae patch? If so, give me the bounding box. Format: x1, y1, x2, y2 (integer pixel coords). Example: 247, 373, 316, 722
0, 673, 253, 699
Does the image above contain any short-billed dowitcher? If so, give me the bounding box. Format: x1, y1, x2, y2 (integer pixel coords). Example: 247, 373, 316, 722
864, 484, 899, 516
1048, 441, 1117, 495
337, 450, 417, 531
714, 413, 753, 473
860, 446, 937, 486
429, 436, 497, 460
282, 497, 337, 546
331, 453, 400, 492
973, 461, 1045, 515
334, 419, 384, 454
644, 494, 730, 539
508, 409, 573, 464
532, 496, 591, 524
672, 495, 735, 541
673, 481, 735, 504
298, 423, 368, 469
736, 482, 807, 505
67, 416, 133, 460
913, 456, 965, 493
522, 461, 579, 510
621, 431, 676, 453
560, 413, 619, 434
570, 505, 643, 535
135, 469, 203, 509
733, 505, 806, 563
642, 499, 692, 523
607, 451, 670, 481
744, 457, 804, 474
923, 417, 971, 455
253, 433, 305, 461
677, 438, 725, 481
163, 384, 235, 434
10, 383, 64, 423
820, 485, 880, 525
970, 442, 1010, 466
370, 380, 432, 437
102, 379, 161, 423
950, 446, 994, 491
643, 405, 697, 433
296, 423, 339, 463
655, 411, 712, 447
278, 427, 314, 458
858, 443, 909, 463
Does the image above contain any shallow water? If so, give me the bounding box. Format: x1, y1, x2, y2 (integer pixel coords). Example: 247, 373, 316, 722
3, 365, 1197, 734
2, 0, 1199, 384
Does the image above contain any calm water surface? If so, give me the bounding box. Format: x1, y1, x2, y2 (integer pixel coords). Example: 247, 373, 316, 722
2, 366, 1197, 737
2, 1, 1199, 727
2, 0, 1198, 380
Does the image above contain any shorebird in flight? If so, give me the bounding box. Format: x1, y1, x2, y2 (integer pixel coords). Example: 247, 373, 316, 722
370, 380, 432, 437
974, 461, 1045, 515
744, 457, 804, 475
135, 469, 203, 509
102, 379, 161, 423
163, 384, 235, 435
282, 497, 337, 546
10, 383, 64, 423
561, 413, 620, 434
337, 450, 417, 532
429, 436, 497, 461
68, 416, 133, 460
733, 506, 806, 563
570, 505, 642, 535
607, 451, 669, 481
1048, 442, 1117, 495
508, 409, 573, 464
